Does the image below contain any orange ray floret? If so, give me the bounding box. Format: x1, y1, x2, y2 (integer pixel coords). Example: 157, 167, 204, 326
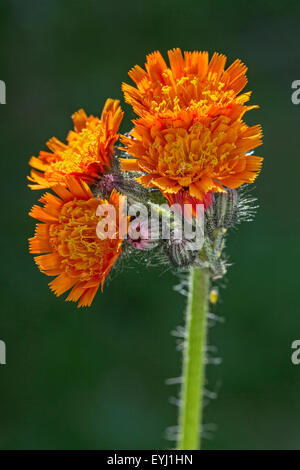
28, 99, 123, 190
121, 49, 263, 201
123, 48, 251, 117
29, 177, 128, 307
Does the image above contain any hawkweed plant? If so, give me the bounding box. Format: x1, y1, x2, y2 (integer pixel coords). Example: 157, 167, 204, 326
28, 49, 263, 449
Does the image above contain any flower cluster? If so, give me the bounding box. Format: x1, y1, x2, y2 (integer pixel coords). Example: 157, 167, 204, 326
28, 49, 263, 306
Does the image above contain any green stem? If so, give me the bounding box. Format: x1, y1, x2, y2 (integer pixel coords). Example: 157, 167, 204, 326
177, 266, 210, 450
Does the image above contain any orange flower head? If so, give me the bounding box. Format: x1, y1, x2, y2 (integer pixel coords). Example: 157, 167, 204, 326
123, 48, 252, 117
28, 99, 123, 190
29, 177, 127, 307
121, 49, 263, 202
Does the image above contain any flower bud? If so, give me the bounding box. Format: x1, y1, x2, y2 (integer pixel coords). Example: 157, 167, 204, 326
128, 218, 159, 251
164, 238, 197, 268
205, 190, 239, 236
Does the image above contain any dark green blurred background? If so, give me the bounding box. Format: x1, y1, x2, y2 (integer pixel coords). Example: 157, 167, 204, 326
0, 0, 300, 450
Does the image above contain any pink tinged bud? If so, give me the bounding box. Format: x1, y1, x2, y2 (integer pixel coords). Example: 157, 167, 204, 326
99, 174, 119, 193
128, 238, 153, 250
128, 218, 157, 250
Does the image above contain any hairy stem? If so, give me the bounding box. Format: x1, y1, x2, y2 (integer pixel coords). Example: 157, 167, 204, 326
177, 266, 210, 450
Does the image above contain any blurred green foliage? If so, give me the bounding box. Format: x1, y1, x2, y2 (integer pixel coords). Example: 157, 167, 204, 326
0, 0, 300, 450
